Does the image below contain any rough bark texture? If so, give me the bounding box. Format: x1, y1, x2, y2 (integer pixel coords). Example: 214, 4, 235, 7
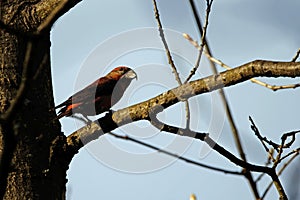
0, 1, 79, 199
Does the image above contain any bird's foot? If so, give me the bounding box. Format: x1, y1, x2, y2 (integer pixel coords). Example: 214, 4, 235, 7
71, 115, 92, 126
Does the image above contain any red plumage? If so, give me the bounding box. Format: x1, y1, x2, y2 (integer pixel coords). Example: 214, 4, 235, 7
54, 66, 137, 120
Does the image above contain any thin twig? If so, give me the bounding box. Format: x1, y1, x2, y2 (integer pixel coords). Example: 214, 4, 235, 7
152, 0, 182, 85
191, 35, 298, 91
261, 151, 299, 199
152, 0, 192, 129
280, 130, 299, 148
108, 132, 242, 175
185, 2, 259, 197
291, 48, 300, 62
185, 100, 191, 129
258, 148, 300, 186
184, 34, 300, 91
184, 0, 213, 83
250, 116, 300, 184
278, 147, 300, 162
150, 118, 273, 174
250, 79, 300, 91
266, 148, 275, 165
273, 130, 300, 167
249, 117, 279, 156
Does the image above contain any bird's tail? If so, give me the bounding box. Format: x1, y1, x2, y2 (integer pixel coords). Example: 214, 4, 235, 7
49, 102, 70, 121
48, 101, 66, 112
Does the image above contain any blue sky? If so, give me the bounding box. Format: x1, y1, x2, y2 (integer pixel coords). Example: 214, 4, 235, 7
51, 0, 300, 199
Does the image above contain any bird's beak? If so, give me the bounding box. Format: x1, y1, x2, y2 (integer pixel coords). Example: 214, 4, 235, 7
125, 69, 138, 80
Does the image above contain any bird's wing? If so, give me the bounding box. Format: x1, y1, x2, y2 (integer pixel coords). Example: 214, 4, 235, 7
70, 76, 117, 105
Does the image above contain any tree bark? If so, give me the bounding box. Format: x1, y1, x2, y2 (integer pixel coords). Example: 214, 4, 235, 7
0, 1, 81, 199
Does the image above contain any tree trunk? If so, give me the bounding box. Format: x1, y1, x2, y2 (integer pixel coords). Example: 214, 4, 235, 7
0, 1, 79, 199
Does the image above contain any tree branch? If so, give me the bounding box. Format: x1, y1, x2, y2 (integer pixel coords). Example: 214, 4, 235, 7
152, 0, 182, 85
262, 150, 299, 199
0, 1, 83, 197
184, 34, 300, 91
108, 131, 242, 175
291, 48, 300, 62
65, 60, 298, 199
0, 0, 82, 35
184, 0, 213, 83
66, 60, 300, 153
35, 0, 83, 34
184, 2, 261, 195
186, 2, 262, 197
152, 0, 193, 129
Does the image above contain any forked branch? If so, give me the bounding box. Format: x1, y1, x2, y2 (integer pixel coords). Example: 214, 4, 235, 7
67, 60, 300, 150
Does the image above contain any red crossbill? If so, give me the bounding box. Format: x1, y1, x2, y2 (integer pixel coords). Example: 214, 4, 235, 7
54, 66, 137, 120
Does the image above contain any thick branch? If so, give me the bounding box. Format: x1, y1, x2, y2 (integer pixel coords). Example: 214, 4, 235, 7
35, 0, 83, 34
66, 60, 300, 153
0, 0, 82, 34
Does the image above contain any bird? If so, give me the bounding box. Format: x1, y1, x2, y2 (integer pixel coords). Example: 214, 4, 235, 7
54, 66, 137, 121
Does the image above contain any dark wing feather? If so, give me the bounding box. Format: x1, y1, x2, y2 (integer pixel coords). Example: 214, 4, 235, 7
55, 76, 117, 109
70, 76, 117, 104
54, 74, 119, 119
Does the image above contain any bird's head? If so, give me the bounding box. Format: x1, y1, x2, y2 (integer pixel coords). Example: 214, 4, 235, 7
108, 66, 137, 105
109, 66, 137, 81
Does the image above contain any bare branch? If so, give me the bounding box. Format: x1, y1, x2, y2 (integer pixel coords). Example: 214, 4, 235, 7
152, 0, 182, 85
291, 48, 300, 62
280, 130, 299, 148
149, 115, 290, 200
185, 3, 259, 195
273, 130, 300, 167
64, 60, 299, 200
152, 0, 193, 129
65, 59, 299, 200
270, 170, 288, 200
108, 131, 242, 175
262, 150, 299, 199
250, 116, 300, 167
0, 0, 82, 36
278, 147, 300, 163
36, 0, 82, 34
67, 60, 300, 152
184, 0, 213, 83
249, 116, 279, 155
184, 34, 300, 92
251, 79, 300, 91
149, 118, 272, 174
